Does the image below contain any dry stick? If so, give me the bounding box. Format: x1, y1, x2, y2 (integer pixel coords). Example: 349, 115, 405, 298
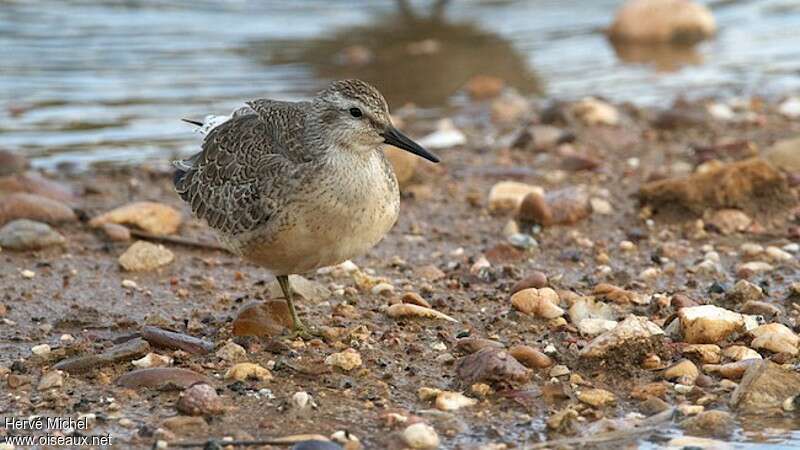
129, 229, 228, 252
522, 408, 675, 449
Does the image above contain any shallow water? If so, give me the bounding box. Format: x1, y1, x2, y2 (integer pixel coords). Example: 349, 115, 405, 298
1, 0, 800, 169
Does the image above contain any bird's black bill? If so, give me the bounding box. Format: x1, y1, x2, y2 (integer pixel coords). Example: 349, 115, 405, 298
383, 127, 440, 163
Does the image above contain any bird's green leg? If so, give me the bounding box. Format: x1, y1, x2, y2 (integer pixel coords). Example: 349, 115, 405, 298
277, 275, 320, 339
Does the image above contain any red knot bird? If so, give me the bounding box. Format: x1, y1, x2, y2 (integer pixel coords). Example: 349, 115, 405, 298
173, 79, 439, 337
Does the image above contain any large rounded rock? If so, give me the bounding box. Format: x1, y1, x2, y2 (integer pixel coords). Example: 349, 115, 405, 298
609, 0, 716, 44
0, 219, 66, 250
0, 193, 76, 226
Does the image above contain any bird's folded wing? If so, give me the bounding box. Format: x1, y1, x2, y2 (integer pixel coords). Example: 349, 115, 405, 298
174, 113, 299, 236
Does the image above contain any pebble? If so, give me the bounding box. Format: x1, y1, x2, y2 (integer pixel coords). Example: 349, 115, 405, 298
0, 219, 66, 250
402, 423, 440, 449
325, 348, 362, 371
118, 240, 174, 271
750, 323, 799, 355
0, 193, 77, 226
177, 383, 225, 416
683, 344, 721, 364
665, 436, 730, 450
779, 97, 800, 118
702, 359, 757, 380
117, 367, 210, 389
455, 347, 530, 385
729, 280, 763, 303
121, 279, 138, 289
507, 233, 537, 250
510, 272, 548, 294
577, 388, 616, 407
161, 416, 208, 435
21, 269, 35, 278
37, 370, 64, 391
371, 282, 395, 295
508, 345, 553, 369
593, 283, 646, 305
386, 304, 458, 322
765, 246, 793, 262
590, 197, 613, 215
736, 261, 774, 277
434, 391, 478, 411
415, 265, 445, 282
291, 391, 313, 410
31, 344, 51, 356
511, 288, 564, 319
90, 201, 182, 235
708, 209, 751, 235
101, 223, 131, 242
580, 315, 664, 358
224, 363, 272, 382
576, 318, 618, 336
488, 181, 543, 214
491, 91, 530, 124
417, 119, 466, 150
131, 352, 172, 368
664, 359, 699, 383
678, 305, 746, 344
232, 300, 293, 337
549, 364, 570, 377
740, 243, 764, 256
216, 341, 247, 362
722, 345, 762, 361
401, 292, 432, 309
680, 410, 734, 438
731, 360, 800, 414
571, 97, 619, 126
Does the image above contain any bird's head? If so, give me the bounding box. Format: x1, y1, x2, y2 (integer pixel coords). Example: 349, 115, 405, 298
310, 79, 439, 163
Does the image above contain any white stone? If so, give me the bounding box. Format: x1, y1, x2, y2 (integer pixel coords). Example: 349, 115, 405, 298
679, 305, 745, 344
435, 391, 478, 411
325, 348, 362, 371
418, 119, 466, 150
779, 97, 800, 118
750, 323, 799, 355
31, 344, 51, 356
403, 423, 440, 449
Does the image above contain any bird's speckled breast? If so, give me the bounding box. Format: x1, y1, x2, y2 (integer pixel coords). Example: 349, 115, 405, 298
241, 149, 399, 275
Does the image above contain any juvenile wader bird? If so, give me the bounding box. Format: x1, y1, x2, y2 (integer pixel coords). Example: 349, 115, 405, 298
174, 79, 439, 336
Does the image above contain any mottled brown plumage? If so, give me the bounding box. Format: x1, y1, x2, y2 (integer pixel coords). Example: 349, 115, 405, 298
173, 80, 439, 335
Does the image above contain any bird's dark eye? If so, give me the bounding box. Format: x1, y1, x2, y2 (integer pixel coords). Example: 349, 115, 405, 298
349, 107, 363, 118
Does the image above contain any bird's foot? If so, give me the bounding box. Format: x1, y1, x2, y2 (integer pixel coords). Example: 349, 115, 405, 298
287, 323, 323, 341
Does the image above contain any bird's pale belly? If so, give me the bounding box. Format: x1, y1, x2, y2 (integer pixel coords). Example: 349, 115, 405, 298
241, 181, 399, 275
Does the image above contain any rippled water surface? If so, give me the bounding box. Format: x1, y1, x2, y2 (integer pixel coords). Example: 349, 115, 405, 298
1, 0, 800, 166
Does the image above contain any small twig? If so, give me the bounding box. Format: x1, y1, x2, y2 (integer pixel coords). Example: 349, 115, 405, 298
522, 408, 675, 449
130, 229, 228, 252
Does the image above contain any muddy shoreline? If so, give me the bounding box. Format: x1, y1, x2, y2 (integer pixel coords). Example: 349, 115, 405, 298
2, 93, 800, 449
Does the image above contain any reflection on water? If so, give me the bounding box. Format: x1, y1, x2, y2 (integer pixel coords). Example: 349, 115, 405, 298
246, 0, 541, 107
1, 0, 800, 169
610, 41, 704, 72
